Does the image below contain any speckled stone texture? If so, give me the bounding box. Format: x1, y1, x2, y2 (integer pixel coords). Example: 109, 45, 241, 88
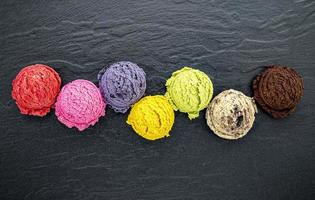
0, 1, 315, 200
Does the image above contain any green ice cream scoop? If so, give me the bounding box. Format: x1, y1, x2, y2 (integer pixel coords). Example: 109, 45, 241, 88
165, 67, 213, 119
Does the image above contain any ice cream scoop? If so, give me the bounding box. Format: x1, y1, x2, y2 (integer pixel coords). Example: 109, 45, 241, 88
165, 67, 213, 119
55, 79, 105, 131
11, 64, 61, 116
206, 89, 257, 140
126, 95, 174, 140
98, 61, 146, 113
252, 66, 303, 118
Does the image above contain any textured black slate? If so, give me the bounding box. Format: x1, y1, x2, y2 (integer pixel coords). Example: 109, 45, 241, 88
0, 0, 315, 199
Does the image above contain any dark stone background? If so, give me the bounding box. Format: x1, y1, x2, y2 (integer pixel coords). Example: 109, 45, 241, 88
0, 0, 314, 199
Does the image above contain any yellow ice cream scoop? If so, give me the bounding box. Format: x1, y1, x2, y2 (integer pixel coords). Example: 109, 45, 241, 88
165, 67, 213, 119
126, 95, 175, 140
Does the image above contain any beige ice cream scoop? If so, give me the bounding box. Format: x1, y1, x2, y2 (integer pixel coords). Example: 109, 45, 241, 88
206, 89, 257, 140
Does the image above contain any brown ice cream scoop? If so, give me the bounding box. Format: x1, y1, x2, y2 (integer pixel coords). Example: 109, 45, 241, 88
252, 66, 303, 118
206, 89, 257, 140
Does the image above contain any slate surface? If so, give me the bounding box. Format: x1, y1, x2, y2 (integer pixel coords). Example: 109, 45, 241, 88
0, 0, 314, 199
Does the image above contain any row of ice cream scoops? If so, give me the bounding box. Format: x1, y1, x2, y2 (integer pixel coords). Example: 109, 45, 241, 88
11, 63, 304, 140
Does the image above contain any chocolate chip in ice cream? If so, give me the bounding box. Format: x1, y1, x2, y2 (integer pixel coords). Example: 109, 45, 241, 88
206, 89, 257, 140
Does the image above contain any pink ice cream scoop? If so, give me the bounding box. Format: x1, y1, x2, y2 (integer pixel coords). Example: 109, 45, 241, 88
55, 79, 105, 131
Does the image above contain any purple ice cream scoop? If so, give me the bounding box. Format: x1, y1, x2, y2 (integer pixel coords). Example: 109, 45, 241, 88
98, 61, 146, 113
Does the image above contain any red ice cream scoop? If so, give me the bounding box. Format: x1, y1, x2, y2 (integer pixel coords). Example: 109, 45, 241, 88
12, 64, 61, 116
